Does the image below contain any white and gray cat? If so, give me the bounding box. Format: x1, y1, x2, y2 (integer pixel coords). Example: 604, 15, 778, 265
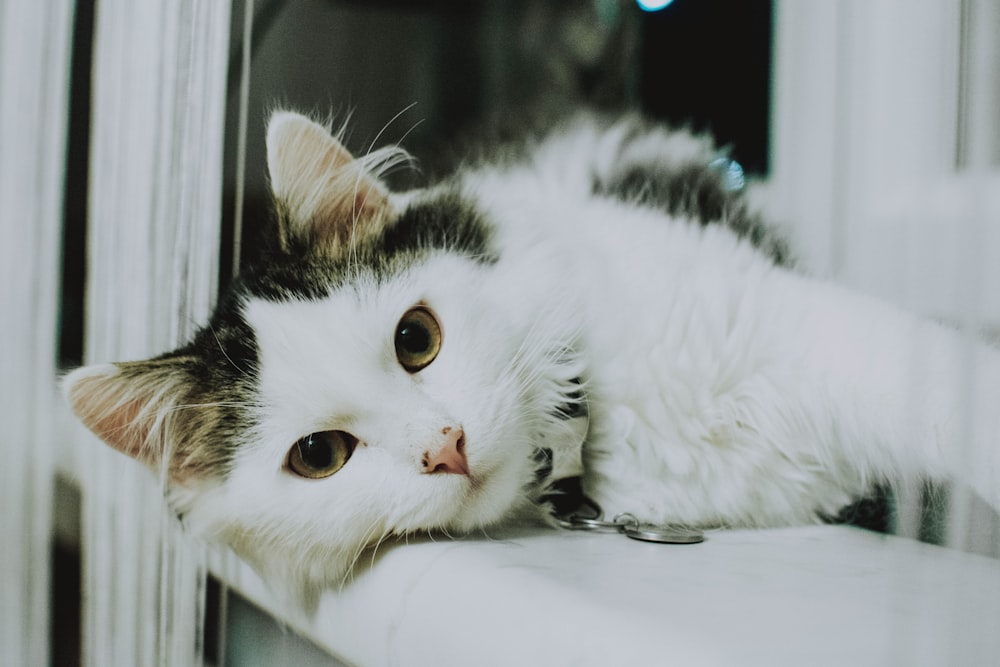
65, 110, 1000, 597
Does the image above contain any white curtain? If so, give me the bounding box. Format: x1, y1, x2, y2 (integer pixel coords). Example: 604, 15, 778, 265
2, 1, 231, 665
0, 2, 74, 665
82, 2, 231, 665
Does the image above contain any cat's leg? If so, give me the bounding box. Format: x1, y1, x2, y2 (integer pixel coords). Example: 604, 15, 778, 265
792, 278, 1000, 515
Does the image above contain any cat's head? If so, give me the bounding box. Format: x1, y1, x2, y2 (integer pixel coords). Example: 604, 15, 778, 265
64, 112, 585, 596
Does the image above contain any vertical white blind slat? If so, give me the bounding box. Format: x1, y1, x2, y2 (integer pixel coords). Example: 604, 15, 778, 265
0, 1, 74, 666
83, 1, 231, 665
959, 0, 1000, 169
772, 2, 1000, 663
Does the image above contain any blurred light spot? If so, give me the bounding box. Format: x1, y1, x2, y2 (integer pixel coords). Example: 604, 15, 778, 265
636, 0, 675, 11
709, 157, 746, 192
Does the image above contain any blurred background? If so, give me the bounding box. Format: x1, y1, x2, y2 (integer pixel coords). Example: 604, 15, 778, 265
215, 0, 774, 290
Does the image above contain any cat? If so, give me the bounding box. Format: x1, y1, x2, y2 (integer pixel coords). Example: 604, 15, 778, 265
64, 109, 1000, 601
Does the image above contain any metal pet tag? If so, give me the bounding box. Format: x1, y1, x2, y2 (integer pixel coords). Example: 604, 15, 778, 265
554, 504, 705, 545
618, 520, 704, 544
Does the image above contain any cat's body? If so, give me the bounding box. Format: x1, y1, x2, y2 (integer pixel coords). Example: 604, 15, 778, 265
66, 111, 1000, 598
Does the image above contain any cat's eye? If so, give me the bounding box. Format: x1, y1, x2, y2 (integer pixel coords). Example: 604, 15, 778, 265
394, 305, 442, 373
287, 430, 357, 479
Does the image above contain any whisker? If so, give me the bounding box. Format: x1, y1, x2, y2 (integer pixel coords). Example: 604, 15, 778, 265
209, 322, 254, 380
366, 102, 418, 158
367, 527, 393, 570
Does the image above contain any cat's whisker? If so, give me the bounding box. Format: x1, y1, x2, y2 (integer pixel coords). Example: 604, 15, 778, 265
161, 400, 252, 413
476, 525, 506, 545
382, 119, 424, 178
346, 518, 391, 578
208, 322, 255, 380
364, 102, 417, 162
366, 527, 394, 571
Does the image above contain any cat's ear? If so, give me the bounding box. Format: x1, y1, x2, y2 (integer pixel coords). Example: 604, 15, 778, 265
63, 358, 209, 484
266, 111, 394, 249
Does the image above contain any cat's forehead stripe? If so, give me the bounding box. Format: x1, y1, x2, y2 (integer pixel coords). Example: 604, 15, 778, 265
242, 191, 497, 304
377, 191, 498, 266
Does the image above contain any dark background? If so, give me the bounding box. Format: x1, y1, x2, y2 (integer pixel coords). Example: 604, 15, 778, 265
218, 0, 773, 284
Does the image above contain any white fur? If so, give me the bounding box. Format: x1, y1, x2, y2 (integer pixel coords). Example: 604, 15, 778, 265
470, 120, 1000, 528
182, 115, 1000, 595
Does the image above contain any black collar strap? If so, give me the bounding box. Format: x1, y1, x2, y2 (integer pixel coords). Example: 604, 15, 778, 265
533, 405, 593, 519
533, 403, 706, 545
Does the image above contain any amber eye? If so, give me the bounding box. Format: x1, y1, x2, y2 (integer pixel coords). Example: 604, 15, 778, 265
287, 430, 357, 479
394, 305, 442, 373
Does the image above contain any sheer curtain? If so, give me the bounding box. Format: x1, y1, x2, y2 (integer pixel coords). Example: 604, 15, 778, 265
0, 3, 73, 665
770, 3, 1000, 659
2, 1, 231, 665
82, 2, 231, 664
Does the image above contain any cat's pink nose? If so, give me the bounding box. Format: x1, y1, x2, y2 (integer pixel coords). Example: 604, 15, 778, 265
422, 427, 469, 475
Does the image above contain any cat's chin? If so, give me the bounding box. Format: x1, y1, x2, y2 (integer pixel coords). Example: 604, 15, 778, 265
441, 474, 505, 529
443, 465, 536, 532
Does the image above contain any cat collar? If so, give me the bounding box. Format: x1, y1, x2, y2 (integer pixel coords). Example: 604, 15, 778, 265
534, 402, 704, 545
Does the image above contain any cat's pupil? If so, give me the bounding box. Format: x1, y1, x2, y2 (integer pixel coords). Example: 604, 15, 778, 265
398, 322, 430, 354
299, 434, 334, 469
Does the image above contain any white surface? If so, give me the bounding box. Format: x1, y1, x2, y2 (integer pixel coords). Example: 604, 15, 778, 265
301, 525, 1000, 666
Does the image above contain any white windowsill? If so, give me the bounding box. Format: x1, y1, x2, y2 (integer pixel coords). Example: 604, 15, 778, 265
222, 524, 1000, 666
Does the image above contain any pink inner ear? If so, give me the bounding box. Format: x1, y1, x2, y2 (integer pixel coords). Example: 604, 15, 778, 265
88, 396, 157, 463
66, 367, 163, 467
266, 112, 392, 241
267, 113, 356, 204
351, 180, 388, 218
